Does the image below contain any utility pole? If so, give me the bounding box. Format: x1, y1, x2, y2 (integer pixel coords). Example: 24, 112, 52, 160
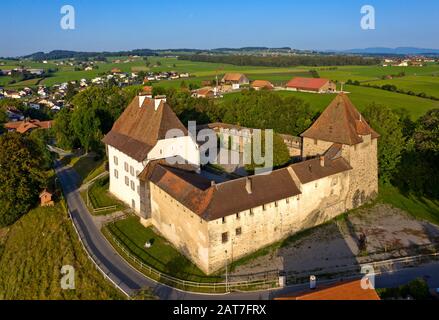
225, 249, 228, 292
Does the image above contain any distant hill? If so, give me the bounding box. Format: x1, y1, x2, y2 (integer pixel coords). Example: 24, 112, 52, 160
19, 47, 296, 60
339, 47, 439, 55
22, 49, 158, 60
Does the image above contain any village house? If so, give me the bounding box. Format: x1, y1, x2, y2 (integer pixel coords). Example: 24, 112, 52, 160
221, 73, 250, 89
4, 90, 21, 99
286, 77, 336, 93
192, 87, 215, 98
251, 80, 274, 90
5, 119, 54, 134
103, 93, 379, 274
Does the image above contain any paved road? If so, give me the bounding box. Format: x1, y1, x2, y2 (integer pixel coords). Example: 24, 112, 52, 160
55, 160, 270, 299
55, 160, 439, 300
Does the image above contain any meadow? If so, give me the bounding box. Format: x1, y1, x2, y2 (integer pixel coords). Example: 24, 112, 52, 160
0, 203, 124, 299
1, 56, 439, 119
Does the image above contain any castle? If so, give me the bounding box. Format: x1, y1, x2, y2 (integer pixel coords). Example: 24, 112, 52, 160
102, 93, 379, 274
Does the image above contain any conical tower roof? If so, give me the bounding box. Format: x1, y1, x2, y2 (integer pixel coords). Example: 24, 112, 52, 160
301, 94, 379, 145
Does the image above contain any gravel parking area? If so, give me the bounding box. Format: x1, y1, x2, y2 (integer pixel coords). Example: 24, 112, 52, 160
231, 204, 439, 277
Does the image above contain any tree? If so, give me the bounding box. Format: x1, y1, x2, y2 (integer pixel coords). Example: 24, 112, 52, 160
396, 109, 439, 198
245, 132, 291, 173
71, 106, 102, 153
220, 90, 315, 136
0, 109, 7, 134
29, 129, 54, 170
53, 108, 77, 150
362, 103, 405, 183
65, 82, 77, 102
0, 133, 46, 226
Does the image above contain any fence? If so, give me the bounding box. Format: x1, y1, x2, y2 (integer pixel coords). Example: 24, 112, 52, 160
286, 246, 439, 285
103, 222, 280, 294
86, 180, 118, 214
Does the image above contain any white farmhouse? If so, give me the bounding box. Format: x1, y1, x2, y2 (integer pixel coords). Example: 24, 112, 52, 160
102, 95, 200, 218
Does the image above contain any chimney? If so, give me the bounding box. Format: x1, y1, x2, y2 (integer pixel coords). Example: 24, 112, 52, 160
154, 95, 166, 111
138, 95, 147, 108
245, 177, 252, 194
319, 155, 325, 167
310, 275, 317, 290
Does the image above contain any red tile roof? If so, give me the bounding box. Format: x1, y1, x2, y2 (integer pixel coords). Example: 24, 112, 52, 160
222, 73, 247, 82
251, 80, 274, 89
301, 94, 380, 145
276, 280, 380, 300
286, 77, 330, 90
5, 119, 54, 134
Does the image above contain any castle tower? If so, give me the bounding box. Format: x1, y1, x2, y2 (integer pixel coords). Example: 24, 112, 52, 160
102, 96, 200, 218
301, 94, 380, 209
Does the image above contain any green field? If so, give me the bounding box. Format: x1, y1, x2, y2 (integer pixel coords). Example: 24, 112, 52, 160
222, 84, 439, 119
2, 56, 439, 119
0, 203, 124, 299
364, 75, 439, 98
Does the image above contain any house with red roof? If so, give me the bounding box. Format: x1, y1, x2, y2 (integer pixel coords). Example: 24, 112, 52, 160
286, 77, 336, 93
5, 119, 54, 134
251, 80, 274, 91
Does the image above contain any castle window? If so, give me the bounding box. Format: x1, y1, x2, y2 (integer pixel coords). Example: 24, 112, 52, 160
130, 166, 134, 176
114, 169, 119, 179
222, 217, 226, 224
275, 201, 278, 207
131, 199, 135, 208
262, 204, 267, 211
236, 213, 240, 220
314, 139, 318, 145
130, 180, 135, 191
236, 227, 242, 236
113, 156, 118, 166
315, 182, 318, 189
221, 232, 228, 243
124, 162, 129, 172
249, 209, 254, 216
286, 198, 290, 204
125, 176, 129, 186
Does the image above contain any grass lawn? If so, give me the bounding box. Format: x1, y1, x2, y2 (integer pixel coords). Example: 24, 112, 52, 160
0, 203, 124, 299
83, 160, 107, 184
69, 155, 104, 184
104, 216, 223, 283
378, 184, 439, 226
85, 176, 126, 215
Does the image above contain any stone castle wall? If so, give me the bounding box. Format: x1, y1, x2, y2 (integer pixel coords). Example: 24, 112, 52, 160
342, 135, 379, 210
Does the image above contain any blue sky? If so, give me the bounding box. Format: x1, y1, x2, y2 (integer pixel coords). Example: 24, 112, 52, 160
2, 0, 439, 57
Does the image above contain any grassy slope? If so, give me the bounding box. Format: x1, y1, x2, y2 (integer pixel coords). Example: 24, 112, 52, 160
0, 203, 123, 299
378, 184, 439, 226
